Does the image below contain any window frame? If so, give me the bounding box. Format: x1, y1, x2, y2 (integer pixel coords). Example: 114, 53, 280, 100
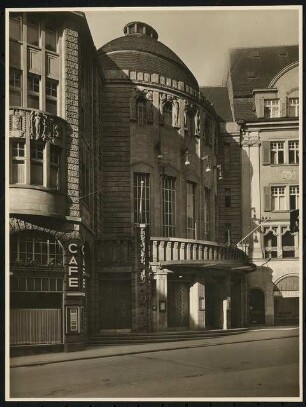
9, 68, 22, 106
288, 140, 299, 164
162, 176, 176, 237
163, 102, 173, 126
187, 181, 196, 239
133, 172, 150, 225
27, 74, 41, 109
271, 186, 286, 211
289, 185, 299, 210
136, 97, 147, 127
288, 97, 299, 118
270, 141, 284, 164
11, 140, 26, 184
264, 99, 280, 118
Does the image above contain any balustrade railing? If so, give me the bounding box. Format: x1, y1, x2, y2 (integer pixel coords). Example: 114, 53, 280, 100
150, 237, 247, 264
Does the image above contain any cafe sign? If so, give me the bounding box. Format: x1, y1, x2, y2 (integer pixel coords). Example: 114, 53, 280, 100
67, 243, 86, 291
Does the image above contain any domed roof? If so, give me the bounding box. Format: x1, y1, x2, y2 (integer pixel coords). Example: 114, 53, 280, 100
98, 22, 199, 91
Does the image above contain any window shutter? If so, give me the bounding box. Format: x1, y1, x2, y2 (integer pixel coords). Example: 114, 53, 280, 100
258, 97, 265, 118
264, 186, 271, 211
262, 141, 271, 165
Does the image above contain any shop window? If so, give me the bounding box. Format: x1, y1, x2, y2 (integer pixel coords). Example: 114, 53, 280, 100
225, 188, 231, 208
11, 140, 25, 184
30, 142, 44, 185
187, 181, 196, 239
270, 141, 284, 164
288, 98, 299, 117
11, 232, 63, 266
46, 79, 58, 115
264, 231, 278, 258
9, 69, 22, 106
27, 74, 40, 109
288, 141, 299, 164
9, 15, 22, 42
162, 176, 176, 237
282, 231, 295, 258
136, 97, 147, 126
163, 102, 172, 126
134, 172, 150, 224
289, 186, 299, 210
50, 144, 60, 189
45, 27, 57, 52
27, 18, 40, 46
264, 99, 280, 118
271, 186, 286, 211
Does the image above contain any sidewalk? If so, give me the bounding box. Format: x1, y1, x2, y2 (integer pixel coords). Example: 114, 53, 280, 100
10, 326, 299, 368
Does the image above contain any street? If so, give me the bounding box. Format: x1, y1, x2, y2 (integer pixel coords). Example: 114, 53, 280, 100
10, 329, 299, 399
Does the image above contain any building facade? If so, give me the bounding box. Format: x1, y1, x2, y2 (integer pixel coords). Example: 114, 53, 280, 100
8, 13, 299, 352
203, 45, 300, 326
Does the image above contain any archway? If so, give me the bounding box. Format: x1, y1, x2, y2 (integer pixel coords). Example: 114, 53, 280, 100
274, 275, 299, 325
249, 288, 265, 325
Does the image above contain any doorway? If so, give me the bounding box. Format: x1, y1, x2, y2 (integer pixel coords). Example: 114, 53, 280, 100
167, 281, 189, 328
249, 288, 265, 324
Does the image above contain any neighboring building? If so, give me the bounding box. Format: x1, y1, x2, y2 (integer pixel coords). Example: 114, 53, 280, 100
202, 45, 300, 326
9, 11, 104, 351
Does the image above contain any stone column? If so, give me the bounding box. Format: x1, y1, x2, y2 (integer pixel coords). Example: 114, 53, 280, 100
155, 269, 168, 331
189, 279, 205, 330
221, 275, 231, 330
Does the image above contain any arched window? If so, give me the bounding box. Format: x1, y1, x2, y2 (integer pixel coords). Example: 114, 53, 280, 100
163, 102, 172, 126
136, 97, 147, 126
282, 231, 295, 258
10, 232, 63, 266
264, 231, 277, 258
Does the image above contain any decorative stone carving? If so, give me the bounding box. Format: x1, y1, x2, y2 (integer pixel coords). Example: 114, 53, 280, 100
279, 169, 296, 181
9, 109, 26, 137
29, 111, 62, 144
172, 97, 180, 128
240, 131, 260, 147
135, 223, 150, 283
194, 109, 201, 137
159, 92, 167, 114
143, 89, 154, 123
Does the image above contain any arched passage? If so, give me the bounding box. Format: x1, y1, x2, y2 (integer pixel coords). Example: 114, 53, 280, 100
274, 275, 299, 325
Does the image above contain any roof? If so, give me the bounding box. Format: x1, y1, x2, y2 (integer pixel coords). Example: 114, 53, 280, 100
229, 45, 299, 98
98, 33, 199, 90
200, 87, 233, 122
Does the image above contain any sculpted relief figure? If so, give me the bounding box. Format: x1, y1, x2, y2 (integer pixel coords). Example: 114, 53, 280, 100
144, 90, 154, 122
172, 98, 180, 128
195, 109, 201, 136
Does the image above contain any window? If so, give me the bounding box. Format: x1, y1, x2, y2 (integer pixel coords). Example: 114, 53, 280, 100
46, 80, 58, 115
225, 223, 231, 246
271, 186, 286, 211
50, 145, 60, 189
187, 182, 196, 239
282, 231, 295, 258
134, 173, 150, 224
11, 140, 25, 184
27, 74, 40, 109
289, 141, 299, 164
9, 69, 22, 106
10, 42, 21, 68
136, 98, 147, 126
264, 99, 280, 118
264, 231, 278, 258
203, 187, 210, 240
9, 15, 22, 41
45, 27, 57, 51
30, 142, 44, 185
11, 232, 63, 266
27, 18, 40, 46
289, 186, 299, 210
225, 188, 231, 208
288, 98, 299, 117
270, 142, 284, 164
163, 102, 172, 126
162, 176, 176, 237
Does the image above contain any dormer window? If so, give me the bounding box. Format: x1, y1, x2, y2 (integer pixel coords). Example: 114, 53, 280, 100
264, 99, 280, 118
136, 97, 147, 126
288, 98, 299, 117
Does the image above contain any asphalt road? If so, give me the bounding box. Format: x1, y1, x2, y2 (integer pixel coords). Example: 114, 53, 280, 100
10, 330, 300, 399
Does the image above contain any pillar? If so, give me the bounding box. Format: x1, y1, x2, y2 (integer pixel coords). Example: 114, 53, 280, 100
155, 269, 168, 331
189, 279, 205, 330
221, 275, 231, 330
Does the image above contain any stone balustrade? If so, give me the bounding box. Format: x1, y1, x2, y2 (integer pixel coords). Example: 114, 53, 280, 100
150, 237, 248, 264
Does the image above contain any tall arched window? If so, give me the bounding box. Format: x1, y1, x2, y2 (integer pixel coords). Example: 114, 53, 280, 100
10, 232, 63, 266
163, 102, 172, 126
136, 97, 147, 126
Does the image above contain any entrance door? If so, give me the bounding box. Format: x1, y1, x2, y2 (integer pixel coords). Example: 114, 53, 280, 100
249, 288, 265, 324
168, 282, 189, 328
99, 280, 131, 329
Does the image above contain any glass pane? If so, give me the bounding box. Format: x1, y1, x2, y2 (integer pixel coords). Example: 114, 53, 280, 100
46, 99, 57, 115
9, 43, 21, 67
10, 17, 21, 41
45, 29, 57, 51
278, 151, 284, 164
10, 90, 22, 106
31, 162, 43, 185
50, 166, 59, 189
11, 161, 25, 184
27, 22, 39, 46
27, 94, 39, 109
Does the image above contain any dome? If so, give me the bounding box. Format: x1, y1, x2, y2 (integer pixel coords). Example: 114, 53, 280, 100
98, 22, 199, 91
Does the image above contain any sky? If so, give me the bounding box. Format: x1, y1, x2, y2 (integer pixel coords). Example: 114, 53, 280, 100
85, 7, 300, 86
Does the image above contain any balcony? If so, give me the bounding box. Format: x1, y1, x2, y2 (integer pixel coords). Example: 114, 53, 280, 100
150, 237, 253, 271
